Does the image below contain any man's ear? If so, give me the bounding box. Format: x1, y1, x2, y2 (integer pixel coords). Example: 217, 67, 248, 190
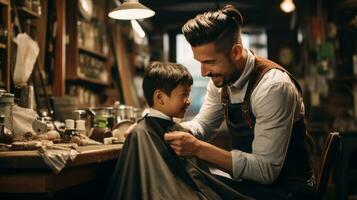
231, 44, 243, 61
154, 89, 165, 105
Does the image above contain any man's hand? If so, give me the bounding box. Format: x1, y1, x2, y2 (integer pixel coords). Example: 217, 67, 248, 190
164, 131, 202, 157
123, 123, 137, 138
165, 131, 233, 173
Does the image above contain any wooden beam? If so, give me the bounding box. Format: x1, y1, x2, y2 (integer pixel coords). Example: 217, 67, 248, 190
36, 0, 48, 72
5, 0, 11, 92
53, 0, 66, 96
111, 25, 140, 107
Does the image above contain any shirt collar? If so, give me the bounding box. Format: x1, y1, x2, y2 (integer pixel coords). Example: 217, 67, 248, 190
231, 49, 255, 89
147, 108, 172, 121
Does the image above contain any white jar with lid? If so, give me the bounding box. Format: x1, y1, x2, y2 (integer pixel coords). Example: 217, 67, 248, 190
76, 120, 86, 135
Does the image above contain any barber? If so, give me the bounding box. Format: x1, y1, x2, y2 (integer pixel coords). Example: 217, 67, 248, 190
164, 5, 315, 200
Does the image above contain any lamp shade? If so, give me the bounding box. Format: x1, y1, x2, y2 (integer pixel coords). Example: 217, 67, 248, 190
108, 1, 155, 20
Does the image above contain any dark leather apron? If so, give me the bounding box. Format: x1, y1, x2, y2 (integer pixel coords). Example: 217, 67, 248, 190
221, 56, 313, 182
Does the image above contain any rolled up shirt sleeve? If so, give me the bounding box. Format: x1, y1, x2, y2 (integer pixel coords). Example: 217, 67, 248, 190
231, 80, 300, 184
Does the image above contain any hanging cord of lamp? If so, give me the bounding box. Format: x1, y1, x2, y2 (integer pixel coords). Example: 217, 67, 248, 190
108, 0, 155, 20
280, 0, 296, 13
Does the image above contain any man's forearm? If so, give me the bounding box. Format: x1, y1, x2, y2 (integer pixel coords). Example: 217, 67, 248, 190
196, 141, 233, 174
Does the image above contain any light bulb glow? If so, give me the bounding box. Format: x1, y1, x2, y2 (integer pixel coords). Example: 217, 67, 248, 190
280, 0, 295, 13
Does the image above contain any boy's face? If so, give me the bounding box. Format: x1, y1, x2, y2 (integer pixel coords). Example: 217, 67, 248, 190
161, 84, 191, 118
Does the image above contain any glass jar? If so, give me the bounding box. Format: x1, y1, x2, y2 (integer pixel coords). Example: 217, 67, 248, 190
113, 104, 134, 123
0, 92, 14, 132
90, 107, 114, 129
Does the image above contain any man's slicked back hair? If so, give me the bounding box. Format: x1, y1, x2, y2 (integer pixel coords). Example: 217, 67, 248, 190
182, 5, 243, 53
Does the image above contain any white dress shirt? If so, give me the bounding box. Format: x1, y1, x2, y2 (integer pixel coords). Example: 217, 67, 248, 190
181, 50, 305, 184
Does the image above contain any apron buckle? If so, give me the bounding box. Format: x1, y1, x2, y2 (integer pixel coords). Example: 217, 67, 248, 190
241, 103, 249, 113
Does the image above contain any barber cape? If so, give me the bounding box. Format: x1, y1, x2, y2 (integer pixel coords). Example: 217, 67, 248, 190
106, 116, 252, 200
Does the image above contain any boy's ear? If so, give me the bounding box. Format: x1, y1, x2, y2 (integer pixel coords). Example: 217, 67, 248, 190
154, 89, 165, 105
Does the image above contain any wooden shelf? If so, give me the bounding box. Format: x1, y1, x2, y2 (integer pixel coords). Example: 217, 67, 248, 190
68, 74, 110, 86
77, 76, 110, 86
16, 7, 40, 19
78, 46, 108, 60
65, 0, 114, 107
0, 0, 8, 6
0, 43, 6, 49
77, 103, 92, 109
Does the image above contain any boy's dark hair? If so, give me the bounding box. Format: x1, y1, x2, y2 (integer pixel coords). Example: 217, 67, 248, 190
143, 61, 193, 107
182, 5, 243, 54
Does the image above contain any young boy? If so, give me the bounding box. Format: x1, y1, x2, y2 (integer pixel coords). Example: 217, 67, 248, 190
106, 62, 249, 200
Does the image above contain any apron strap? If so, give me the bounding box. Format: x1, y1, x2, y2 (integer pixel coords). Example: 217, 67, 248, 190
221, 56, 303, 129
221, 87, 229, 122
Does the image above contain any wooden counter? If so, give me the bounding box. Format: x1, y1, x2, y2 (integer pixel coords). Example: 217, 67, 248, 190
0, 144, 122, 196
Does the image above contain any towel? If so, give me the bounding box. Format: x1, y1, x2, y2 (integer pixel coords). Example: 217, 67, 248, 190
38, 143, 79, 173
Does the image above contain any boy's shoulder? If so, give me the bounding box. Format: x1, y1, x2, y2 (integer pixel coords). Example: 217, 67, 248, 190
126, 117, 168, 146
128, 117, 156, 138
130, 116, 171, 137
132, 117, 148, 132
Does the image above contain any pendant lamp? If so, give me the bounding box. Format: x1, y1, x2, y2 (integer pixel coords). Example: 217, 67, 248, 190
108, 0, 155, 20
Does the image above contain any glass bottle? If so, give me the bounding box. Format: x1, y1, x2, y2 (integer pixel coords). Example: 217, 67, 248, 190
0, 115, 13, 144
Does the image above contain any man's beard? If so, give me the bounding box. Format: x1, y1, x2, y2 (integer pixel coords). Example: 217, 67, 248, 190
214, 62, 240, 87
209, 73, 238, 88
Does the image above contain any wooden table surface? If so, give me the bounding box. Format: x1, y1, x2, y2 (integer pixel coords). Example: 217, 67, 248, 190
0, 144, 123, 169
0, 144, 122, 193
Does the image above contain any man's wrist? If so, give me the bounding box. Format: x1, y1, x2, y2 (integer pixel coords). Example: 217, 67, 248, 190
196, 140, 207, 159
